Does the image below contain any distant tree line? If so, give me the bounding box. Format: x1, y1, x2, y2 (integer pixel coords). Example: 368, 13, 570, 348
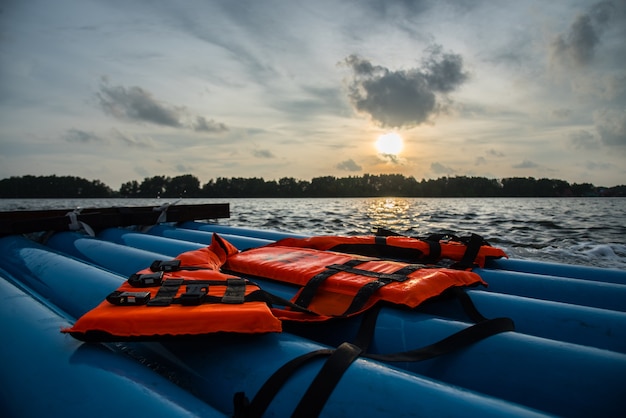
0, 174, 624, 198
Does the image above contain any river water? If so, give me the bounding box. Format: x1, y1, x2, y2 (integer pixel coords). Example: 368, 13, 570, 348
1, 197, 625, 269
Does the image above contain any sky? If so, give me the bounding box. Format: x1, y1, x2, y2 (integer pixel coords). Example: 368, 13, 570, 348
1, 0, 625, 189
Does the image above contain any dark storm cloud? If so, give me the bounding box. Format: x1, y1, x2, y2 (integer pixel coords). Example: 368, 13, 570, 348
96, 80, 228, 132
336, 158, 362, 172
343, 45, 468, 128
552, 1, 617, 66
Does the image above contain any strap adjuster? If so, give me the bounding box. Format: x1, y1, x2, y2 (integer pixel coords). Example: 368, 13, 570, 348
106, 291, 151, 306
179, 283, 209, 306
150, 259, 181, 272
128, 271, 164, 287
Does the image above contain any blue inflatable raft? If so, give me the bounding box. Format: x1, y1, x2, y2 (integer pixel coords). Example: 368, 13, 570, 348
0, 204, 625, 417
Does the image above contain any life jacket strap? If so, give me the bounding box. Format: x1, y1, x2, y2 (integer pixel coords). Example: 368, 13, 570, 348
295, 259, 426, 316
233, 342, 361, 418
342, 264, 424, 316
353, 302, 515, 363
294, 259, 364, 307
234, 291, 515, 418
147, 278, 185, 306
451, 233, 485, 270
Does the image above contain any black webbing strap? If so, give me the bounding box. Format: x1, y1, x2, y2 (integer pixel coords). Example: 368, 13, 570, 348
451, 233, 485, 270
245, 289, 319, 316
341, 264, 423, 316
150, 259, 218, 273
147, 278, 184, 306
351, 289, 515, 363
233, 349, 333, 418
446, 286, 489, 323
360, 312, 514, 363
330, 240, 425, 261
366, 317, 514, 362
294, 259, 363, 308
233, 343, 361, 418
221, 279, 246, 304
143, 278, 248, 307
291, 342, 362, 417
372, 227, 402, 236
424, 239, 442, 262
295, 260, 426, 317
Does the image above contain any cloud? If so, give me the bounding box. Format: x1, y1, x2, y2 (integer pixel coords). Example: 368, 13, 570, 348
421, 45, 468, 93
570, 129, 599, 149
194, 116, 228, 133
252, 149, 275, 159
378, 153, 403, 165
64, 128, 106, 144
487, 149, 506, 157
97, 81, 183, 127
111, 128, 156, 148
430, 162, 455, 175
586, 160, 613, 170
551, 1, 616, 66
343, 44, 468, 128
552, 108, 572, 119
175, 163, 194, 173
594, 108, 626, 146
475, 156, 487, 166
96, 80, 228, 132
513, 160, 539, 169
336, 158, 362, 172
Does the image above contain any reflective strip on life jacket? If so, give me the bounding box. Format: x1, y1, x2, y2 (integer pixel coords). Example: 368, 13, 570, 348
267, 233, 507, 268
224, 245, 486, 319
63, 234, 283, 341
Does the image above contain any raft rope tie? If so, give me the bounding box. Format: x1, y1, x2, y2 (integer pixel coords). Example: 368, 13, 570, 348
153, 199, 182, 224
65, 208, 95, 237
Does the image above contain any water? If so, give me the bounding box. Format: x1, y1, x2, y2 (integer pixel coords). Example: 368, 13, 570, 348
1, 197, 625, 269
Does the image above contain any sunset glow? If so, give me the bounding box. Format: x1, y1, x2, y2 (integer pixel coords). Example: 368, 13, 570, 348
375, 133, 404, 155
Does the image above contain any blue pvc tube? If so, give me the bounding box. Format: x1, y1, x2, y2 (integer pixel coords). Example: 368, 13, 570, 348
146, 224, 272, 249
0, 273, 225, 418
40, 231, 626, 417
179, 222, 307, 240
0, 235, 551, 418
485, 257, 626, 285
475, 267, 626, 312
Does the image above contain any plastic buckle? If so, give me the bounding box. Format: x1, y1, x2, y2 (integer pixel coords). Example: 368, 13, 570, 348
128, 271, 164, 287
179, 284, 208, 306
106, 291, 151, 306
150, 259, 181, 272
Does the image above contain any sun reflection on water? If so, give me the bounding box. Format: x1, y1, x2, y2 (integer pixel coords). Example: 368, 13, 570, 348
366, 198, 419, 232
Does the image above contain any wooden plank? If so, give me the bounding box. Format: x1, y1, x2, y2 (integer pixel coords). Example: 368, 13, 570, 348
0, 203, 230, 236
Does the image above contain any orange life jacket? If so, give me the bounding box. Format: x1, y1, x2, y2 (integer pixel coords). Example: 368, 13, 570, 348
224, 243, 487, 320
63, 234, 283, 341
267, 232, 507, 268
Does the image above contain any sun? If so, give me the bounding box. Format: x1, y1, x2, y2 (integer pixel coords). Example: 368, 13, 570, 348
375, 132, 404, 155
